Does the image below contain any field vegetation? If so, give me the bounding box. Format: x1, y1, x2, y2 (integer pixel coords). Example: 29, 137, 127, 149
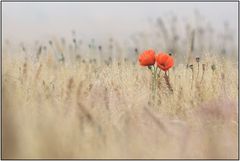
2, 13, 238, 159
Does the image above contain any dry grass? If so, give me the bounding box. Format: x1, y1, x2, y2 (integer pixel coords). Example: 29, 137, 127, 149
2, 49, 238, 159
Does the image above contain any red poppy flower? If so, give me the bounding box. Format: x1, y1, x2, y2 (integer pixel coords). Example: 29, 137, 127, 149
156, 52, 174, 71
138, 49, 156, 66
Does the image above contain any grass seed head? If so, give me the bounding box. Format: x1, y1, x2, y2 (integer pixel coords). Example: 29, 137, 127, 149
211, 64, 216, 71
196, 57, 200, 63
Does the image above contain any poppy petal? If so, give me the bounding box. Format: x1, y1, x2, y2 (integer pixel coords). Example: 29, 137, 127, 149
156, 52, 174, 71
138, 49, 156, 66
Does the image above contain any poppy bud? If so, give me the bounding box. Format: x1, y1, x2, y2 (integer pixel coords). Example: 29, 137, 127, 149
196, 57, 200, 63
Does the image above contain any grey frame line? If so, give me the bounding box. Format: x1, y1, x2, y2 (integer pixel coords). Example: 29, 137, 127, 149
1, 0, 239, 2
1, 1, 239, 160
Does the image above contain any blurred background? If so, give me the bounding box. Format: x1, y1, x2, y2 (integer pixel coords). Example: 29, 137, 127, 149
3, 2, 238, 63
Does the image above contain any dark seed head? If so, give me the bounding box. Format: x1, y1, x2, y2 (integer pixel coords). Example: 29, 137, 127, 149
211, 64, 216, 71
73, 38, 76, 44
196, 57, 200, 63
134, 48, 138, 53
189, 64, 193, 70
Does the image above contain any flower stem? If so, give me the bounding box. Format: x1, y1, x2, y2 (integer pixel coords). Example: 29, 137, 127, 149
149, 65, 154, 91
153, 66, 158, 95
164, 71, 173, 93
149, 65, 158, 104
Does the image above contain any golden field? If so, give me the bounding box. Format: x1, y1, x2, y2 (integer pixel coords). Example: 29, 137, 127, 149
2, 45, 238, 159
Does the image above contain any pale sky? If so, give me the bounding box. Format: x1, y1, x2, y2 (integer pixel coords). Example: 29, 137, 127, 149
3, 2, 238, 44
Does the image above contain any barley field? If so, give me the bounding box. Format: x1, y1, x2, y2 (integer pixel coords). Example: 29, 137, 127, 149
2, 4, 238, 159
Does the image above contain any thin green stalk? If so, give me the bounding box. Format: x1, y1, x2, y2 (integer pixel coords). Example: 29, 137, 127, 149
148, 65, 154, 92
197, 62, 199, 80
153, 66, 158, 97
149, 65, 158, 104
